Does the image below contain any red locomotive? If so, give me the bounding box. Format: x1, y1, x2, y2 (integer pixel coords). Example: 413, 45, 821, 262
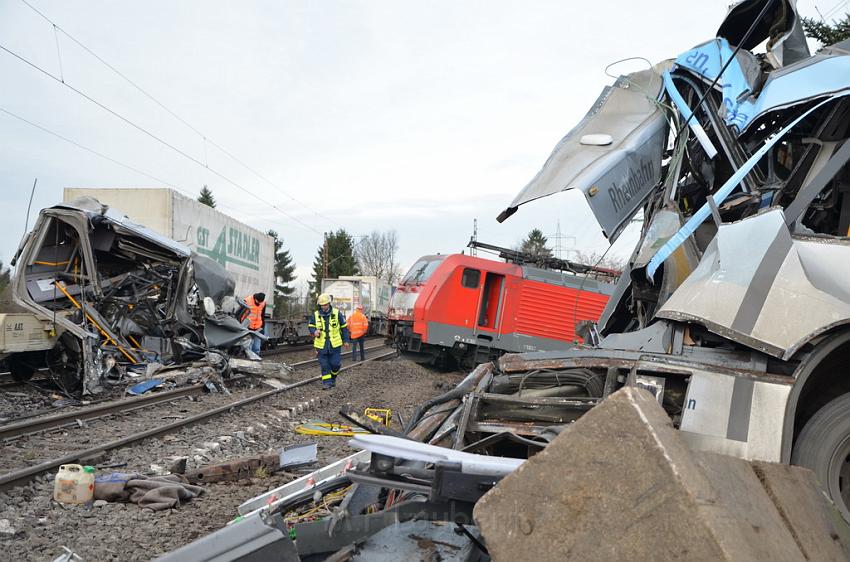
388, 243, 615, 368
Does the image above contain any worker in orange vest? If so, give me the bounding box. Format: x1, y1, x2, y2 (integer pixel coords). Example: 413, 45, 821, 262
242, 292, 266, 356
348, 305, 369, 362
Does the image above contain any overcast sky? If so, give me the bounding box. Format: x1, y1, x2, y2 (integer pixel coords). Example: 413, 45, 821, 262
0, 0, 831, 292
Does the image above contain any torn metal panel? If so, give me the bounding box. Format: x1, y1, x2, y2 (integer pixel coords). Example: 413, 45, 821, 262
600, 321, 676, 353
656, 209, 850, 359
672, 37, 761, 131
7, 196, 245, 393
238, 450, 369, 516
192, 253, 236, 302
717, 0, 810, 68
352, 520, 482, 561
741, 54, 850, 135
497, 66, 668, 241
153, 510, 299, 562
645, 94, 843, 280
679, 365, 793, 461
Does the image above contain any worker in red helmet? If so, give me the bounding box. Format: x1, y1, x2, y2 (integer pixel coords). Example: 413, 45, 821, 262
348, 305, 369, 362
242, 292, 266, 356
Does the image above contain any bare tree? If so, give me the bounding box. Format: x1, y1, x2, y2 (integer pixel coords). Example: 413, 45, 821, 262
356, 230, 401, 283
570, 249, 626, 272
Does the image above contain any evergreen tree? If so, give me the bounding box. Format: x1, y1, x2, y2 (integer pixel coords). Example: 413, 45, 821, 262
802, 14, 850, 47
198, 185, 216, 208
267, 230, 296, 317
520, 228, 553, 265
0, 260, 9, 294
309, 230, 359, 305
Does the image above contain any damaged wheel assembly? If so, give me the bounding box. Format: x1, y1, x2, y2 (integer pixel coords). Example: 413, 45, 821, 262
792, 393, 850, 523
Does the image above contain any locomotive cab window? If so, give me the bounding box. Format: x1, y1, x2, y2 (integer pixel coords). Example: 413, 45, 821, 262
461, 268, 480, 288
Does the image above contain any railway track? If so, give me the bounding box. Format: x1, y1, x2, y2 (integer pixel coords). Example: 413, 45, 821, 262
261, 336, 383, 357
0, 337, 384, 389
0, 343, 389, 439
0, 346, 396, 491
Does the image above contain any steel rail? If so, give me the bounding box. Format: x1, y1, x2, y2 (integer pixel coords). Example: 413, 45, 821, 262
0, 348, 395, 491
0, 344, 387, 433
262, 336, 383, 357
0, 383, 206, 440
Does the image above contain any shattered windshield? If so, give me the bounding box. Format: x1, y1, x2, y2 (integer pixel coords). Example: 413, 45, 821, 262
401, 256, 444, 285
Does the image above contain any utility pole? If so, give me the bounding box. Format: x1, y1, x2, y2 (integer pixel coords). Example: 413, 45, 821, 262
322, 233, 329, 279
471, 218, 478, 256
555, 220, 562, 260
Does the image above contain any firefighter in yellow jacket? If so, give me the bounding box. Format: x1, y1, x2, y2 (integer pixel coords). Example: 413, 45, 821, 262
308, 293, 350, 389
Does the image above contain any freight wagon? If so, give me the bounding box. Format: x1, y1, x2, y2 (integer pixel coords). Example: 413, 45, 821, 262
320, 275, 392, 335
63, 188, 276, 314
388, 253, 613, 368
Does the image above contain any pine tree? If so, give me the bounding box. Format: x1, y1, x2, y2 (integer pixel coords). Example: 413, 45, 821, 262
802, 14, 850, 48
520, 228, 553, 265
309, 230, 359, 305
267, 230, 296, 317
0, 260, 9, 293
198, 185, 216, 208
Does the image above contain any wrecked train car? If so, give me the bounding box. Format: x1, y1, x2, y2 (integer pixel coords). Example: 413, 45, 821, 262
493, 0, 850, 523
5, 196, 253, 394
152, 3, 850, 559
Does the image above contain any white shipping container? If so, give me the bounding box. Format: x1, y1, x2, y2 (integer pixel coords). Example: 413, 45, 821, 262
338, 275, 391, 317
321, 279, 362, 317
62, 188, 276, 312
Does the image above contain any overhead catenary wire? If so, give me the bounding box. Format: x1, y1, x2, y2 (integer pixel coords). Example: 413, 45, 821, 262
18, 0, 329, 231
823, 0, 850, 20
0, 105, 244, 219
0, 40, 324, 236
0, 106, 177, 188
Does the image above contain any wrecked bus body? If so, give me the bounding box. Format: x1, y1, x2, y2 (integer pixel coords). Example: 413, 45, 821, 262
493, 0, 850, 523
5, 196, 254, 394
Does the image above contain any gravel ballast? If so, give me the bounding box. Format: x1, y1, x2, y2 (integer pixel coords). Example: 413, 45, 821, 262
0, 356, 464, 561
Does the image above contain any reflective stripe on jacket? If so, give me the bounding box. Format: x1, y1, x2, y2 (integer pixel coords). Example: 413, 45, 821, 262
243, 295, 264, 330
311, 308, 346, 349
348, 310, 369, 339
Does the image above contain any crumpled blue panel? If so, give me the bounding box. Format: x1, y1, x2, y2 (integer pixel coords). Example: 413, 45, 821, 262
674, 37, 757, 130
744, 54, 850, 133
127, 378, 164, 395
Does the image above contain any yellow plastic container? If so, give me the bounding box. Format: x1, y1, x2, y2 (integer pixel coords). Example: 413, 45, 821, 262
53, 464, 95, 505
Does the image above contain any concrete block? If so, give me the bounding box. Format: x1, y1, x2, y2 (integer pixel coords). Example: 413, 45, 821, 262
473, 387, 805, 561
752, 461, 849, 560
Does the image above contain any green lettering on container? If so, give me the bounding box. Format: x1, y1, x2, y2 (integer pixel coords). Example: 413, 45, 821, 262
196, 225, 261, 271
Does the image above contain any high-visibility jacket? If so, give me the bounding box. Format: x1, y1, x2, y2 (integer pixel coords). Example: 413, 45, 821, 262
243, 295, 265, 330
348, 310, 369, 339
310, 307, 347, 349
